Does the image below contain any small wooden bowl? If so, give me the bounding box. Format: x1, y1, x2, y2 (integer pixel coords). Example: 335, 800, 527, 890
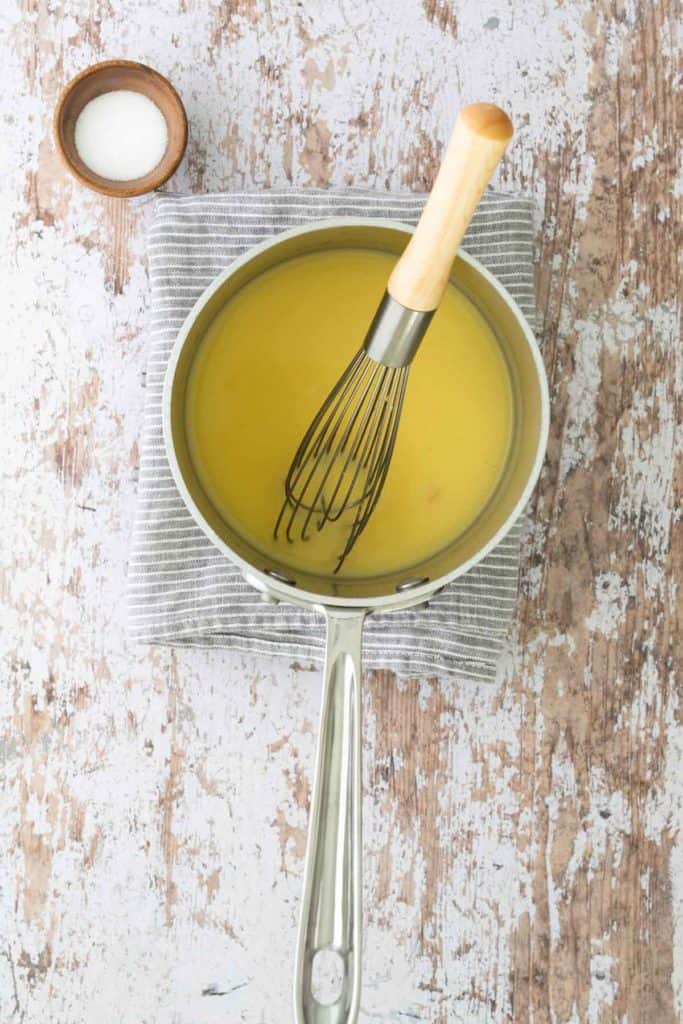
54, 60, 188, 198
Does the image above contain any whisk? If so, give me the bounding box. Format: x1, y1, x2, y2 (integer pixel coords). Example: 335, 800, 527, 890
275, 103, 513, 570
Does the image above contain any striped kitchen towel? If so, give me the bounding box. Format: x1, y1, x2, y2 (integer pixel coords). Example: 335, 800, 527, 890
128, 188, 536, 682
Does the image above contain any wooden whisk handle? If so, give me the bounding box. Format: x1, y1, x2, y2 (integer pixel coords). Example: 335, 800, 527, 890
388, 103, 513, 312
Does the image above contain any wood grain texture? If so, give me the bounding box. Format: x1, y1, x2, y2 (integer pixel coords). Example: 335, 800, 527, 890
0, 1, 680, 1022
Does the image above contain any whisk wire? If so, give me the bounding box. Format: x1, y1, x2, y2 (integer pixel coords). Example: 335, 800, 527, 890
294, 357, 380, 541
275, 350, 365, 542
319, 361, 395, 525
335, 369, 408, 570
274, 347, 410, 569
287, 349, 364, 492
304, 359, 383, 532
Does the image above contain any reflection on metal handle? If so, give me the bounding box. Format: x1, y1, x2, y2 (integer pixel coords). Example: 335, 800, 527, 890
294, 608, 365, 1024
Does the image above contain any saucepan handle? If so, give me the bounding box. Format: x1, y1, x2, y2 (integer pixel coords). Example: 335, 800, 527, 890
294, 608, 365, 1024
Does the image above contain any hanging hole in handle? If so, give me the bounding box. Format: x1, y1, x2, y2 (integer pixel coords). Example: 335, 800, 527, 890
311, 949, 345, 1006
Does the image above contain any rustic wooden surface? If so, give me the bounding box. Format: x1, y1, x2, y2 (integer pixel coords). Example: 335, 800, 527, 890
1, 2, 681, 1022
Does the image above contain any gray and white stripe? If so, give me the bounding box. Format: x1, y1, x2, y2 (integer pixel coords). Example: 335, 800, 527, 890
128, 188, 536, 682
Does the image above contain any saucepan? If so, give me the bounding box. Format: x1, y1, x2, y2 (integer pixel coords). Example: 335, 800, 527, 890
162, 219, 549, 1022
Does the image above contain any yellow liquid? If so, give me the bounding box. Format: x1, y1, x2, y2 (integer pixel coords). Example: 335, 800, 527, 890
186, 249, 513, 578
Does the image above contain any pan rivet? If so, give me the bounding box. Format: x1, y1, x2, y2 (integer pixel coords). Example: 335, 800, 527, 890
396, 576, 429, 592
264, 568, 296, 587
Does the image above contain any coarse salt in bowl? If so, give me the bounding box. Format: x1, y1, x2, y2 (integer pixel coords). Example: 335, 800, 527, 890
74, 90, 169, 181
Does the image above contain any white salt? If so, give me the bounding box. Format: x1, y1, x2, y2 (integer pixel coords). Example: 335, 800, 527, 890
74, 90, 168, 181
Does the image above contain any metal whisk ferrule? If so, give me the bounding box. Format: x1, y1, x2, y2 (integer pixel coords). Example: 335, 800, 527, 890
362, 292, 434, 368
